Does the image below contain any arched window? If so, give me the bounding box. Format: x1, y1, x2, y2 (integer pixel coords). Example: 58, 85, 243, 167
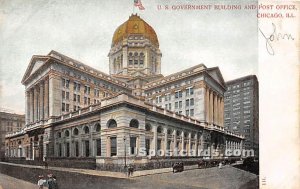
129, 119, 139, 128
134, 52, 139, 65
73, 128, 79, 135
84, 126, 89, 134
139, 52, 144, 66
128, 52, 133, 66
167, 129, 172, 135
157, 126, 163, 133
107, 119, 117, 128
57, 132, 62, 138
176, 130, 181, 137
65, 130, 70, 137
145, 123, 152, 131
94, 123, 101, 132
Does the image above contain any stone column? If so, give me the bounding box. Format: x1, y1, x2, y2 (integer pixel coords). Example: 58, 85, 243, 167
188, 133, 191, 156
32, 89, 35, 122
221, 98, 224, 127
44, 78, 49, 119
25, 91, 30, 124
122, 46, 128, 75
164, 127, 168, 155
181, 132, 184, 156
173, 129, 177, 156
35, 87, 39, 121
39, 82, 44, 121
209, 90, 213, 124
205, 87, 210, 123
152, 124, 158, 155
194, 133, 198, 156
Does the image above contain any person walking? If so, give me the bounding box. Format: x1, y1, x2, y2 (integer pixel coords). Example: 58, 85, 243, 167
47, 174, 58, 189
37, 175, 46, 189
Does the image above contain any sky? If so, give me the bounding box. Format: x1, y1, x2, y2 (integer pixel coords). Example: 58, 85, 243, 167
0, 0, 258, 114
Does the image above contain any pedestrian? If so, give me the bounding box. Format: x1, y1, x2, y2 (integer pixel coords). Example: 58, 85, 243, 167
37, 175, 46, 189
47, 174, 58, 189
127, 164, 134, 177
219, 162, 223, 169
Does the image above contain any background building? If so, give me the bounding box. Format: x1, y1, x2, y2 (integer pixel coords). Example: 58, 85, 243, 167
0, 111, 25, 158
224, 75, 259, 155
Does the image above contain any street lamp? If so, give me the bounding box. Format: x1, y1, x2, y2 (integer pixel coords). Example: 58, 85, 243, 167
123, 136, 127, 168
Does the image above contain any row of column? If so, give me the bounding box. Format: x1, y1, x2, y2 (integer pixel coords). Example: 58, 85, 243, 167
205, 87, 224, 126
225, 140, 243, 150
26, 79, 49, 124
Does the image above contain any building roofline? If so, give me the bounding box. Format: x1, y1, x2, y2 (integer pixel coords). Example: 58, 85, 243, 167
226, 75, 258, 84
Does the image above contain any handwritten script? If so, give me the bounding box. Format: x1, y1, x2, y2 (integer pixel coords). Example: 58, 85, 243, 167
259, 23, 294, 55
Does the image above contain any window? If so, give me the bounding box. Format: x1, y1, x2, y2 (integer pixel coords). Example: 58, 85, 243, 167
84, 126, 89, 134
73, 128, 79, 135
84, 97, 87, 105
175, 102, 178, 109
110, 137, 117, 156
179, 101, 182, 109
129, 119, 139, 128
186, 87, 194, 96
84, 86, 90, 95
190, 98, 194, 106
190, 109, 194, 116
66, 104, 69, 112
62, 78, 70, 88
75, 141, 79, 157
186, 99, 190, 107
145, 124, 151, 131
85, 141, 90, 157
66, 92, 69, 100
73, 94, 77, 101
145, 139, 150, 155
65, 130, 70, 137
157, 126, 162, 133
168, 103, 171, 110
96, 139, 101, 156
175, 91, 182, 98
77, 95, 80, 103
66, 142, 70, 157
62, 103, 65, 111
130, 137, 137, 155
186, 109, 189, 116
157, 139, 162, 150
108, 119, 117, 128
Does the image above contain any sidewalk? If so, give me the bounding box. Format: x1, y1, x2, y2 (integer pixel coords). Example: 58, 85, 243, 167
0, 161, 199, 179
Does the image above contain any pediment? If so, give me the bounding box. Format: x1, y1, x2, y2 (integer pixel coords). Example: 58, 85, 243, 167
207, 67, 225, 87
21, 56, 49, 84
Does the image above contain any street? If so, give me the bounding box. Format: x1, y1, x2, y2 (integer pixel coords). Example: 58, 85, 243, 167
0, 163, 258, 189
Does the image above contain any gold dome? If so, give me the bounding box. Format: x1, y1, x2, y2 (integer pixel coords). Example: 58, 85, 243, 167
112, 14, 159, 47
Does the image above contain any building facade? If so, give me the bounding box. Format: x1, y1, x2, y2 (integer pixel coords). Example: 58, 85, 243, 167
224, 75, 259, 155
5, 14, 244, 169
0, 111, 25, 158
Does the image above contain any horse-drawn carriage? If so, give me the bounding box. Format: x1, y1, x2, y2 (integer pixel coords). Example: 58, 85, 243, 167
172, 162, 184, 173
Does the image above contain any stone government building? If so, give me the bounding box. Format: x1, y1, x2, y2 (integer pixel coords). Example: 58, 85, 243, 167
5, 14, 245, 170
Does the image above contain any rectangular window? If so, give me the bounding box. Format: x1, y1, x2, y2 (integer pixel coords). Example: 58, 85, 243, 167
73, 94, 76, 101
179, 101, 182, 108
110, 137, 117, 156
145, 139, 150, 155
157, 139, 161, 150
58, 143, 62, 157
75, 142, 79, 157
186, 109, 189, 116
168, 103, 171, 110
130, 137, 137, 155
74, 105, 77, 111
96, 139, 101, 156
85, 141, 90, 157
62, 103, 65, 111
190, 98, 194, 106
66, 142, 70, 157
84, 97, 87, 105
66, 104, 69, 112
175, 102, 178, 109
190, 109, 194, 116
88, 98, 90, 105
66, 92, 69, 100
77, 95, 80, 103
186, 99, 189, 107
